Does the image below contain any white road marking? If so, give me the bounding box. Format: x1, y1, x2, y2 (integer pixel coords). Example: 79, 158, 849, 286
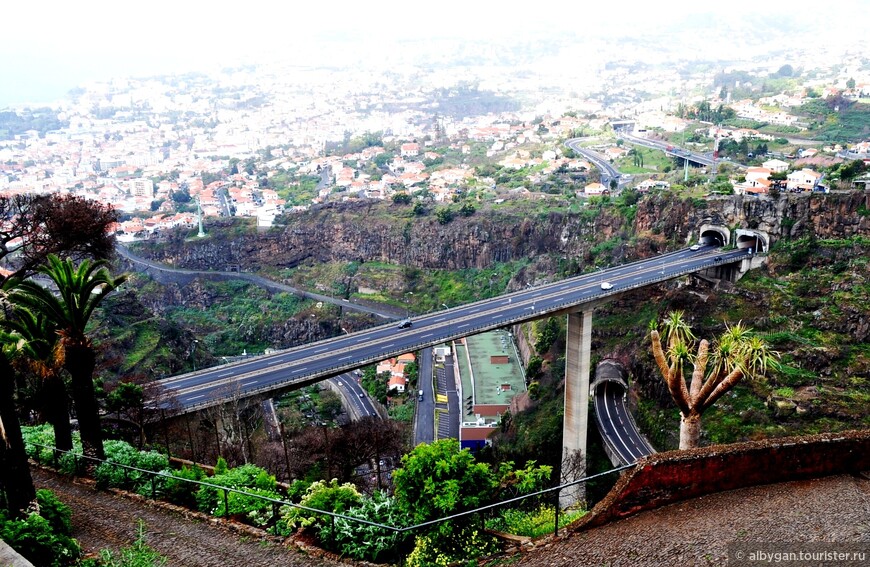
188, 395, 204, 400
458, 324, 469, 328
218, 372, 233, 377
291, 367, 307, 373
268, 359, 281, 365
492, 315, 501, 319
242, 381, 258, 387
314, 347, 327, 353
339, 355, 351, 361
421, 333, 433, 338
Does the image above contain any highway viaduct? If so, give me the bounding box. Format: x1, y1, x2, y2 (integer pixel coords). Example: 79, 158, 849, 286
148, 226, 769, 509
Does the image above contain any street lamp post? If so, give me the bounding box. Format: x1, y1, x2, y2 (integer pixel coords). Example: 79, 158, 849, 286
405, 292, 414, 319
442, 303, 450, 343
191, 339, 199, 371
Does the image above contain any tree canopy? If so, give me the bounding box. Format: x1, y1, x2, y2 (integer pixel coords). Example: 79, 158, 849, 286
0, 194, 117, 283
650, 312, 779, 449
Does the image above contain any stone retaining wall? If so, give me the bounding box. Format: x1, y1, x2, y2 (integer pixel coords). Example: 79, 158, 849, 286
573, 429, 870, 532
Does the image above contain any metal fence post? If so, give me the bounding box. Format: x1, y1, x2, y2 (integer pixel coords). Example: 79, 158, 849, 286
554, 487, 560, 537
223, 488, 229, 517
151, 475, 157, 499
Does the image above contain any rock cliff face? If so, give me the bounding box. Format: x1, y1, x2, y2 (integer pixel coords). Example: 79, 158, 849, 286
137, 193, 870, 273
137, 200, 631, 270
634, 191, 870, 242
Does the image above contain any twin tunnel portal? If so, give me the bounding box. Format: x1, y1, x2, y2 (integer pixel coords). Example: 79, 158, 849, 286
152, 225, 768, 508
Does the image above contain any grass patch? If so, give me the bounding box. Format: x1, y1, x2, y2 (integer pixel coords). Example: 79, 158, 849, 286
486, 505, 586, 538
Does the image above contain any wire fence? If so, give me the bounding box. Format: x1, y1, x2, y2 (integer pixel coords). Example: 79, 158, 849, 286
26, 441, 635, 539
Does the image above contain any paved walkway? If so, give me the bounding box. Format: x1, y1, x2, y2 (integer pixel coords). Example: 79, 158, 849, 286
502, 473, 870, 566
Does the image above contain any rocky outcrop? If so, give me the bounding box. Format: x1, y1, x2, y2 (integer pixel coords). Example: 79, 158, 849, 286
634, 191, 870, 242
135, 200, 633, 271
136, 193, 870, 274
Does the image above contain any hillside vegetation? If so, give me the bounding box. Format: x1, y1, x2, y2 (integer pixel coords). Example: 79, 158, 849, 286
115, 193, 870, 461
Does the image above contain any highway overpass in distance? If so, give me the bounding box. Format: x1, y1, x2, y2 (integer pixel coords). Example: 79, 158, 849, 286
150, 246, 751, 415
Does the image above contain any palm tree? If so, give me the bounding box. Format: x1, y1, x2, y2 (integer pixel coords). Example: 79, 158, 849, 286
0, 281, 37, 516
13, 255, 127, 462
5, 305, 73, 452
650, 311, 779, 449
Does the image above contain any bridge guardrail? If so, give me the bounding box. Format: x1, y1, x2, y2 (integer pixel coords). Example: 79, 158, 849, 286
169, 252, 747, 414
25, 441, 634, 539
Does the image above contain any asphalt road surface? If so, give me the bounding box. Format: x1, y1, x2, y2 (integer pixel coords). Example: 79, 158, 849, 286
152, 246, 749, 413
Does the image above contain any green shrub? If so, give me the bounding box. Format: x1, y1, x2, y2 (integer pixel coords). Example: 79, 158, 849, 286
20, 425, 82, 474
160, 465, 206, 508
35, 489, 73, 536
195, 464, 279, 518
94, 440, 169, 491
274, 479, 361, 536
406, 525, 498, 567
286, 479, 312, 502
326, 491, 410, 562
0, 507, 81, 567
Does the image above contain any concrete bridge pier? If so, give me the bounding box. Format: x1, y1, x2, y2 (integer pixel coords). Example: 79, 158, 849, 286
561, 309, 592, 509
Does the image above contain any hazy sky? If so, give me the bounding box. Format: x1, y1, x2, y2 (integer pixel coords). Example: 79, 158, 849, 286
2, 0, 867, 107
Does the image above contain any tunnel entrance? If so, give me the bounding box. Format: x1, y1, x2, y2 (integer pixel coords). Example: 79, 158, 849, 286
699, 225, 729, 247
735, 229, 769, 253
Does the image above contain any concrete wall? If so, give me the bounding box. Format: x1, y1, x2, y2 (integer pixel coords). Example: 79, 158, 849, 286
0, 540, 35, 567
573, 430, 870, 532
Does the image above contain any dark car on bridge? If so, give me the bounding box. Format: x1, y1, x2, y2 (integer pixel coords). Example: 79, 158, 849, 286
398, 319, 412, 329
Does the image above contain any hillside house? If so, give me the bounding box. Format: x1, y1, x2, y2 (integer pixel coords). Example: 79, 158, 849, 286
762, 159, 790, 173
400, 143, 420, 157
786, 168, 822, 191
583, 182, 608, 195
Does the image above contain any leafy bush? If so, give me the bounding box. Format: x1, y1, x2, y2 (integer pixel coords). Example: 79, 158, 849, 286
21, 424, 82, 474
0, 503, 81, 567
274, 479, 361, 536
35, 489, 73, 535
325, 491, 410, 562
286, 479, 312, 502
406, 526, 498, 567
195, 464, 280, 519
94, 440, 169, 491
159, 465, 206, 508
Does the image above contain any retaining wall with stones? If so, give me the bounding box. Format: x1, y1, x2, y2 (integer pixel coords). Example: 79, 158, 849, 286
573, 429, 870, 532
